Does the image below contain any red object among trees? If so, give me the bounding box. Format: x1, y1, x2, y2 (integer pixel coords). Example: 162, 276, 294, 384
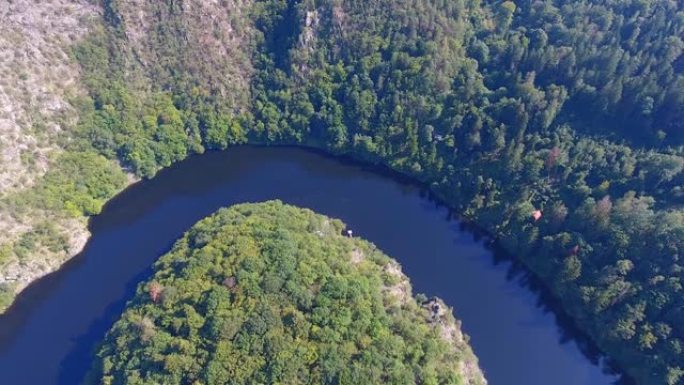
148, 281, 163, 303
223, 276, 237, 289
532, 210, 542, 221
569, 245, 580, 255
546, 146, 561, 169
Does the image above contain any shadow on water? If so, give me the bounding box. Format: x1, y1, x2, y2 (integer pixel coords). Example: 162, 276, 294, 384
0, 252, 84, 349
424, 190, 634, 385
0, 145, 633, 385
57, 264, 155, 385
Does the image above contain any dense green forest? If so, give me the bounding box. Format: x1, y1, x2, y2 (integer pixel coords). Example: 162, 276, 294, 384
87, 201, 484, 385
0, 0, 679, 383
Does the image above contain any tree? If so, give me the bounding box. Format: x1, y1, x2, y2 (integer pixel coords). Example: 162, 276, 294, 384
148, 281, 164, 303
497, 2, 517, 32
561, 255, 582, 282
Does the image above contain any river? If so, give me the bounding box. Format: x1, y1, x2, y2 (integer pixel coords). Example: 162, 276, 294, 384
0, 146, 627, 384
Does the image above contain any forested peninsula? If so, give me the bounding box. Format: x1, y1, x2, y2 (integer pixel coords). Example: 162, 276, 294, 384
86, 201, 485, 385
0, 0, 682, 383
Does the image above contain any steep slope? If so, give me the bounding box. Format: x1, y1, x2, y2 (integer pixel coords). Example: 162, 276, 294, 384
87, 201, 486, 385
0, 0, 97, 193
0, 0, 682, 383
498, 0, 684, 144
111, 0, 254, 105
77, 0, 257, 177
0, 0, 113, 308
0, 0, 259, 309
252, 2, 684, 382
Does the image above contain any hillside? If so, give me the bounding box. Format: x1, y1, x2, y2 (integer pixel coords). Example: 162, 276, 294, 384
0, 0, 121, 308
0, 0, 258, 308
86, 201, 486, 385
0, 0, 682, 383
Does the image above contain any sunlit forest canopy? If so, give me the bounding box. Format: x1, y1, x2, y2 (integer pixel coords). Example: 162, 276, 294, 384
87, 201, 484, 385
0, 0, 681, 383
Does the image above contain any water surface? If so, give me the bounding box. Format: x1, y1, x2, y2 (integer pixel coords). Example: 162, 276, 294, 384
0, 147, 625, 384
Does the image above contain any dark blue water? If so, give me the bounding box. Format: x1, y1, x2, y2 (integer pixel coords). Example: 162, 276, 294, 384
0, 147, 626, 384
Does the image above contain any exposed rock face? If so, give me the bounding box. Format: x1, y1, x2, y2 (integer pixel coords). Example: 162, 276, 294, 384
352, 242, 486, 385
423, 298, 486, 385
0, 0, 99, 306
0, 215, 89, 295
0, 0, 98, 193
0, 0, 257, 311
114, 0, 255, 109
